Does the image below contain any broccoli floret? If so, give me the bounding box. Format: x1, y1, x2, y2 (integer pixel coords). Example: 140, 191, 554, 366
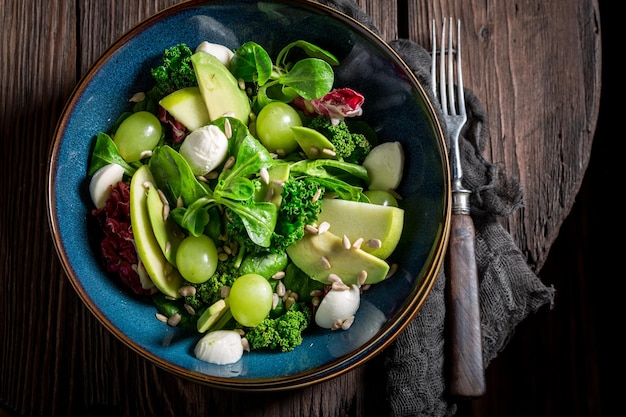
245, 302, 313, 352
307, 115, 372, 164
150, 44, 197, 97
183, 253, 240, 310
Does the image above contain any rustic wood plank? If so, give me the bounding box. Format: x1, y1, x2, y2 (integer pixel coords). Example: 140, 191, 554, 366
405, 0, 601, 271
0, 0, 601, 415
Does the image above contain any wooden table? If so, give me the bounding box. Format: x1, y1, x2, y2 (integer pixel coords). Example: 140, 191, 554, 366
0, 0, 601, 416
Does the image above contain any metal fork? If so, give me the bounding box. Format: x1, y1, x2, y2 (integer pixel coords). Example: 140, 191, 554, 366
431, 18, 485, 398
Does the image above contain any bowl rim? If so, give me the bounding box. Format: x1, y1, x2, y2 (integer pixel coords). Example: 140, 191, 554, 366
46, 0, 451, 391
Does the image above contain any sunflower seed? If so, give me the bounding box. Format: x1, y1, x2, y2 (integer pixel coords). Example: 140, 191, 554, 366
320, 256, 332, 269
167, 313, 182, 327
224, 118, 232, 138
367, 239, 382, 249
129, 92, 146, 102
351, 237, 364, 250
327, 273, 342, 283
276, 280, 286, 297
259, 167, 270, 184
331, 281, 350, 292
157, 189, 169, 206
341, 316, 355, 330
184, 304, 196, 315
155, 313, 168, 323
308, 146, 320, 157
357, 270, 368, 287
331, 319, 343, 330
317, 221, 330, 234
241, 337, 250, 352
178, 285, 197, 297
140, 150, 153, 159
223, 156, 235, 171
220, 286, 231, 298
285, 296, 296, 310
305, 224, 319, 234
271, 271, 285, 279
342, 235, 351, 249
311, 188, 322, 203
322, 148, 336, 157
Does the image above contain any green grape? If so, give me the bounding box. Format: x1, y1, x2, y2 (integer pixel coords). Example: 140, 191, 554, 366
175, 234, 218, 284
113, 111, 162, 162
364, 190, 399, 207
255, 102, 302, 154
229, 273, 273, 327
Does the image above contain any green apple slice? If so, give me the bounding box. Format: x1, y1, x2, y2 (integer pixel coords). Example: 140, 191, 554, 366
191, 51, 251, 124
362, 141, 405, 191
159, 86, 211, 131
286, 230, 390, 285
146, 185, 184, 265
317, 198, 404, 259
130, 165, 183, 298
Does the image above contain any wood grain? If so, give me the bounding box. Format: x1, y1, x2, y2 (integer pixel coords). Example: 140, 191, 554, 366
0, 0, 601, 415
446, 214, 485, 398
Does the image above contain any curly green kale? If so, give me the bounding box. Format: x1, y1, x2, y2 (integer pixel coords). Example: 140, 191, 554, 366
183, 254, 240, 311
150, 43, 197, 97
273, 176, 324, 249
307, 115, 372, 164
245, 302, 313, 352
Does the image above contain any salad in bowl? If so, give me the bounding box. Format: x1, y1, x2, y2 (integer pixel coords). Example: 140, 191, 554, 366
47, 0, 449, 389
88, 39, 407, 364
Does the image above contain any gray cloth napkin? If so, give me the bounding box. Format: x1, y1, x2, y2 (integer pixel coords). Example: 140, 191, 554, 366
317, 1, 556, 416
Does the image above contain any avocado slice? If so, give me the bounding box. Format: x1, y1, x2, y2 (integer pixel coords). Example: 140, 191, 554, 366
158, 86, 211, 131
291, 126, 336, 159
191, 51, 251, 124
130, 165, 183, 298
146, 185, 184, 265
286, 230, 390, 285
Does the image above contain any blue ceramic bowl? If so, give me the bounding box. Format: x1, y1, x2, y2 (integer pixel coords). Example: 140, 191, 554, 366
47, 0, 449, 390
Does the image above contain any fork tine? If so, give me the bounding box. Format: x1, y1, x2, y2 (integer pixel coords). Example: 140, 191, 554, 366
446, 18, 456, 116
455, 19, 466, 118
438, 18, 448, 114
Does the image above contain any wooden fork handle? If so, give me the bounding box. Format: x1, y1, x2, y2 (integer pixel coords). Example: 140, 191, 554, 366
447, 212, 486, 398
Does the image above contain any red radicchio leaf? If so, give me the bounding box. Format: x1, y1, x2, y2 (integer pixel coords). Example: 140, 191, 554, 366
91, 182, 155, 296
158, 105, 188, 144
308, 88, 364, 125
